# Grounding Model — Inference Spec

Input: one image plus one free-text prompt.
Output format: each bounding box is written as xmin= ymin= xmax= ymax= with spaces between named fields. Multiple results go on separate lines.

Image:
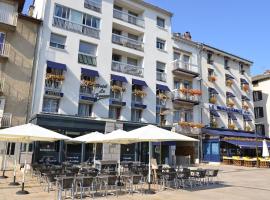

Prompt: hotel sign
xmin=209 ymin=104 xmax=252 ymax=116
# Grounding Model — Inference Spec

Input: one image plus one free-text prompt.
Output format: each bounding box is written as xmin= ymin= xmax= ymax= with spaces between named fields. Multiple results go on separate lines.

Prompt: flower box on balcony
xmin=111 ymin=85 xmax=125 ymax=92
xmin=210 ymin=121 xmax=218 ymax=128
xmin=81 ymin=80 xmax=95 ymax=87
xmin=242 ymin=84 xmax=249 ymax=92
xmin=242 ymin=104 xmax=249 ymax=110
xmin=228 ymin=124 xmax=236 ymax=130
xmin=46 ymin=74 xmax=65 ymax=81
xmin=208 ymin=76 xmax=217 ymax=82
xmin=209 ymin=97 xmax=217 ymax=104
xmin=189 ymin=89 xmax=202 ymax=96
xmin=158 ymin=93 xmax=169 ymax=100
xmin=227 ymin=100 xmax=235 ymax=107
xmin=178 ymin=121 xmax=189 ymax=127
xmin=226 ymin=79 xmax=233 ymax=87
xmin=179 ymin=88 xmax=189 ymax=94
xmin=133 ymin=89 xmax=147 ymax=97
xmin=245 ymin=126 xmax=251 ymax=132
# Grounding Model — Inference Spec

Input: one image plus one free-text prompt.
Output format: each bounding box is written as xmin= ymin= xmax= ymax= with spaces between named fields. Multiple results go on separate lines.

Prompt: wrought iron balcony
xmin=0 ymin=10 xmax=17 ymax=27
xmin=44 ymin=81 xmax=63 ymax=97
xmin=156 ymin=71 xmax=166 ymax=82
xmin=111 ymin=61 xmax=144 ymax=77
xmin=0 ymin=43 xmax=10 ymax=58
xmin=113 ymin=9 xmax=144 ymax=28
xmin=172 ymin=59 xmax=200 ymax=77
xmin=84 ymin=0 xmax=102 ymax=12
xmin=0 ymin=113 xmax=12 ymax=128
xmin=53 ymin=16 xmax=100 ymax=39
xmin=172 ymin=89 xmax=200 ymax=105
xmin=112 ymin=33 xmax=143 ymax=51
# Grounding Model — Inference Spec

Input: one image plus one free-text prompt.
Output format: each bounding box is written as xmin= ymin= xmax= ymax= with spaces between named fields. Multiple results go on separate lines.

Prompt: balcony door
xmin=0 ymin=32 xmax=5 ymax=54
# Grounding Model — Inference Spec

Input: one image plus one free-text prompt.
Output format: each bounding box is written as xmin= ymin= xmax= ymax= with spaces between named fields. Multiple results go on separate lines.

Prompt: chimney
xmin=28 ymin=5 xmax=35 ymax=17
xmin=183 ymin=31 xmax=192 ymax=40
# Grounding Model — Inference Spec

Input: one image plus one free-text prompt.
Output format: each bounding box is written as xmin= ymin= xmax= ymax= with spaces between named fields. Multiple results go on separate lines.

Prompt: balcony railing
xmin=80 ymin=86 xmax=95 ymax=97
xmin=78 ymin=53 xmax=97 ymax=66
xmin=45 ymin=80 xmax=62 ymax=93
xmin=156 ymin=98 xmax=167 ymax=108
xmin=111 ymin=60 xmax=144 ymax=77
xmin=172 ymin=59 xmax=199 ymax=75
xmin=0 ymin=43 xmax=10 ymax=58
xmin=156 ymin=71 xmax=166 ymax=82
xmin=172 ymin=89 xmax=200 ymax=103
xmin=53 ymin=16 xmax=100 ymax=39
xmin=0 ymin=10 xmax=17 ymax=26
xmin=110 ymin=91 xmax=122 ymax=102
xmin=132 ymin=95 xmax=143 ymax=104
xmin=0 ymin=113 xmax=12 ymax=128
xmin=113 ymin=9 xmax=144 ymax=27
xmin=112 ymin=33 xmax=143 ymax=51
xmin=84 ymin=0 xmax=102 ymax=12
xmin=174 ymin=124 xmax=201 ymax=135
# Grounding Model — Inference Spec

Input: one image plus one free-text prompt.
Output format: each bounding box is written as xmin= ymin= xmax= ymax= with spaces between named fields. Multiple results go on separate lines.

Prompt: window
xmin=131 ymin=109 xmax=142 ymax=122
xmin=109 ymin=106 xmax=121 ymax=120
xmin=42 ymin=98 xmax=59 ymax=113
xmin=78 ymin=41 xmax=97 ymax=66
xmin=156 ymin=38 xmax=165 ymax=50
xmin=112 ymin=54 xmax=121 ymax=62
xmin=54 ymin=4 xmax=70 ymax=19
xmin=253 ymin=81 xmax=259 ymax=87
xmin=173 ymin=80 xmax=180 ymax=89
xmin=224 ymin=58 xmax=229 ymax=69
xmin=253 ymin=91 xmax=262 ymax=102
xmin=254 ymin=107 xmax=264 ymax=119
xmin=78 ymin=103 xmax=92 ymax=117
xmin=239 ymin=63 xmax=245 ymax=74
xmin=255 ymin=124 xmax=265 ymax=136
xmin=82 ymin=14 xmax=100 ymax=29
xmin=127 ymin=57 xmax=138 ymax=66
xmin=173 ymin=52 xmax=180 ymax=60
xmin=156 ymin=17 xmax=165 ymax=28
xmin=156 ymin=61 xmax=166 ymax=73
xmin=128 ymin=33 xmax=138 ymax=41
xmin=182 ymin=55 xmax=190 ymax=63
xmin=50 ymin=33 xmax=66 ymax=49
xmin=208 ymin=68 xmax=214 ymax=77
xmin=207 ymin=53 xmax=213 ymax=64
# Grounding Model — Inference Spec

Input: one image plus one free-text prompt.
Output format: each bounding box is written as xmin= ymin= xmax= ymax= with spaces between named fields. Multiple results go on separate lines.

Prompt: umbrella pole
xmin=0 ymin=142 xmax=8 ymax=179
xmin=16 ymin=145 xmax=29 ymax=195
xmin=9 ymin=148 xmax=20 ymax=186
xmin=93 ymin=143 xmax=96 ymax=167
xmin=145 ymin=141 xmax=155 ymax=194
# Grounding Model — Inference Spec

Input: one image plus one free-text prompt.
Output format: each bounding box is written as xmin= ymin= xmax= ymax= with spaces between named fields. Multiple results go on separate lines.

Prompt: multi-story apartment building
xmin=0 ymin=0 xmax=41 ymax=166
xmin=252 ymin=71 xmax=270 ymax=138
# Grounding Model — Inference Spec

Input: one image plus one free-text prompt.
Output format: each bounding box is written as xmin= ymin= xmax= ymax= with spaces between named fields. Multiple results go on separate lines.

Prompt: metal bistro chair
xmin=77 ymin=176 xmax=96 ymax=199
xmin=104 ymin=175 xmax=120 ymax=197
xmin=56 ymin=176 xmax=75 ymax=200
xmin=177 ymin=168 xmax=193 ymax=189
xmin=126 ymin=175 xmax=144 ymax=195
xmin=193 ymin=169 xmax=207 ymax=186
xmin=206 ymin=169 xmax=219 ymax=184
xmin=163 ymin=172 xmax=177 ymax=189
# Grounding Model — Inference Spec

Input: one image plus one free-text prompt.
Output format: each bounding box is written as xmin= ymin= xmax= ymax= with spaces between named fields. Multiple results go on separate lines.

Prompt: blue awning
xmin=226 ymin=92 xmax=235 ymax=98
xmin=210 ymin=109 xmax=220 ymax=117
xmin=111 ymin=74 xmax=127 ymax=83
xmin=225 ymin=74 xmax=234 ymax=80
xmin=208 ymin=87 xmax=219 ymax=94
xmin=241 ymin=78 xmax=249 ymax=85
xmin=202 ymin=128 xmax=265 ymax=138
xmin=81 ymin=68 xmax=99 ymax=77
xmin=132 ymin=79 xmax=148 ymax=87
xmin=243 ymin=115 xmax=252 ymax=121
xmin=157 ymin=84 xmax=170 ymax=92
xmin=222 ymin=140 xmax=270 ymax=148
xmin=242 ymin=95 xmax=250 ymax=101
xmin=228 ymin=112 xmax=237 ymax=121
xmin=47 ymin=61 xmax=67 ymax=71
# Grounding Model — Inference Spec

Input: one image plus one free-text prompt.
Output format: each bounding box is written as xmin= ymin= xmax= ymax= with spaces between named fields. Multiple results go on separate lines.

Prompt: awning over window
xmin=242 ymin=95 xmax=250 ymax=101
xmin=226 ymin=92 xmax=235 ymax=98
xmin=157 ymin=84 xmax=170 ymax=92
xmin=225 ymin=74 xmax=234 ymax=80
xmin=202 ymin=128 xmax=262 ymax=138
xmin=111 ymin=74 xmax=127 ymax=83
xmin=243 ymin=114 xmax=252 ymax=121
xmin=241 ymin=78 xmax=249 ymax=85
xmin=132 ymin=79 xmax=148 ymax=87
xmin=208 ymin=87 xmax=219 ymax=94
xmin=222 ymin=140 xmax=270 ymax=148
xmin=228 ymin=112 xmax=237 ymax=121
xmin=210 ymin=109 xmax=220 ymax=117
xmin=81 ymin=68 xmax=99 ymax=77
xmin=47 ymin=61 xmax=67 ymax=71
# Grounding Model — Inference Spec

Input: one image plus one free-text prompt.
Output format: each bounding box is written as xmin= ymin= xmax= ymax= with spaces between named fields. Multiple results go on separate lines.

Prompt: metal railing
xmin=0 ymin=113 xmax=12 ymax=128
xmin=172 ymin=59 xmax=199 ymax=74
xmin=80 ymin=86 xmax=95 ymax=97
xmin=0 ymin=43 xmax=10 ymax=57
xmin=84 ymin=0 xmax=102 ymax=12
xmin=172 ymin=89 xmax=200 ymax=102
xmin=132 ymin=95 xmax=143 ymax=104
xmin=110 ymin=91 xmax=122 ymax=102
xmin=111 ymin=60 xmax=144 ymax=77
xmin=45 ymin=81 xmax=62 ymax=93
xmin=0 ymin=10 xmax=17 ymax=26
xmin=174 ymin=124 xmax=201 ymax=135
xmin=112 ymin=33 xmax=143 ymax=51
xmin=156 ymin=71 xmax=166 ymax=82
xmin=53 ymin=16 xmax=100 ymax=39
xmin=113 ymin=9 xmax=144 ymax=27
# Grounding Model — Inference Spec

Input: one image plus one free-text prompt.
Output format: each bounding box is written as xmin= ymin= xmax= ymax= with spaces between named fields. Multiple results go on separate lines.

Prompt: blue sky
xmin=23 ymin=0 xmax=270 ymax=75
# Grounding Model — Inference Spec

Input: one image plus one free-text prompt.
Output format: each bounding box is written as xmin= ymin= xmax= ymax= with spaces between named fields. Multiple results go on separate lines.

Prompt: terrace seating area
xmin=222 ymin=156 xmax=270 ymax=168
xmin=30 ymin=161 xmax=220 ymax=199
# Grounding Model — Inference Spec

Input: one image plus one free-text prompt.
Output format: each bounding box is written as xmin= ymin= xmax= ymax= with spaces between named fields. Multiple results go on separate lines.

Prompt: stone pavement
xmin=0 ymin=165 xmax=270 ymax=200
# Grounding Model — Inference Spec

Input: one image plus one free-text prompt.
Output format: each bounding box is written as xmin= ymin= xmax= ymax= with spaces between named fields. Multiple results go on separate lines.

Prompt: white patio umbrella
xmin=262 ymin=139 xmax=269 ymax=158
xmin=0 ymin=123 xmax=71 ymax=195
xmin=74 ymin=131 xmax=105 ymax=166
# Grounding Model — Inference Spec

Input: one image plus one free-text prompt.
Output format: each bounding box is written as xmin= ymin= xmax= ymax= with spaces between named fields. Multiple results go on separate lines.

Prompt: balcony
xmin=111 ymin=61 xmax=144 ymax=77
xmin=112 ymin=34 xmax=143 ymax=51
xmin=79 ymin=86 xmax=97 ymax=102
xmin=78 ymin=53 xmax=97 ymax=66
xmin=0 ymin=113 xmax=12 ymax=128
xmin=84 ymin=0 xmax=102 ymax=12
xmin=132 ymin=94 xmax=147 ymax=109
xmin=156 ymin=71 xmax=167 ymax=82
xmin=172 ymin=59 xmax=200 ymax=78
xmin=0 ymin=43 xmax=10 ymax=58
xmin=174 ymin=123 xmax=202 ymax=135
xmin=44 ymin=80 xmax=63 ymax=98
xmin=172 ymin=89 xmax=200 ymax=105
xmin=53 ymin=16 xmax=100 ymax=39
xmin=113 ymin=9 xmax=144 ymax=28
xmin=0 ymin=10 xmax=17 ymax=30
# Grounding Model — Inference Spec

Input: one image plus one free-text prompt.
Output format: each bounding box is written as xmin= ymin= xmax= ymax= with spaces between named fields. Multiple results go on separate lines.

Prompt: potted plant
xmin=158 ymin=93 xmax=169 ymax=100
xmin=82 ymin=80 xmax=96 ymax=87
xmin=228 ymin=124 xmax=236 ymax=130
xmin=242 ymin=103 xmax=249 ymax=110
xmin=179 ymin=121 xmax=189 ymax=127
xmin=245 ymin=126 xmax=251 ymax=132
xmin=179 ymin=88 xmax=189 ymax=94
xmin=208 ymin=76 xmax=217 ymax=82
xmin=242 ymin=84 xmax=249 ymax=92
xmin=227 ymin=100 xmax=235 ymax=107
xmin=211 ymin=121 xmax=218 ymax=128
xmin=133 ymin=89 xmax=147 ymax=97
xmin=226 ymin=79 xmax=233 ymax=87
xmin=209 ymin=96 xmax=217 ymax=104
xmin=46 ymin=73 xmax=65 ymax=81
xmin=111 ymin=85 xmax=125 ymax=92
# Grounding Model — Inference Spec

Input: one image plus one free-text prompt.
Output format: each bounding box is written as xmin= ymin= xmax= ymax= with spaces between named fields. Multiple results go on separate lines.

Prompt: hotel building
xmin=252 ymin=71 xmax=270 ymax=138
